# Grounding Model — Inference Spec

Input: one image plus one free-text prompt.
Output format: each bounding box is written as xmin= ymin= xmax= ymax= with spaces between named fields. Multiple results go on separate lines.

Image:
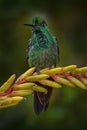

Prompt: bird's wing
xmin=26 ymin=38 xmax=32 ymax=65
xmin=53 ymin=36 xmax=60 ymax=66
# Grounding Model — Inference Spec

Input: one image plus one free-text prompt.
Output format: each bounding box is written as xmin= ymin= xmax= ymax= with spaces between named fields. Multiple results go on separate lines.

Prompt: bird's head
xmin=24 ymin=16 xmax=48 ymax=34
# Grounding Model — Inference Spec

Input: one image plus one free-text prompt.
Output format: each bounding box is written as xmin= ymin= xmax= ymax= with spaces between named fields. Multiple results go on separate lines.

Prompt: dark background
xmin=0 ymin=0 xmax=87 ymax=130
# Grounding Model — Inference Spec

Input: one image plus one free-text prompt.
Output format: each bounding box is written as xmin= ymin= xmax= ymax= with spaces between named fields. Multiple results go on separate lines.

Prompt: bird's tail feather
xmin=34 ymin=85 xmax=52 ymax=115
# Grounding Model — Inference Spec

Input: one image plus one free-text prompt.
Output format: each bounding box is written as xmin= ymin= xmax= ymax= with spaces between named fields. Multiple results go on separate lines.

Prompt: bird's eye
xmin=41 ymin=23 xmax=45 ymax=27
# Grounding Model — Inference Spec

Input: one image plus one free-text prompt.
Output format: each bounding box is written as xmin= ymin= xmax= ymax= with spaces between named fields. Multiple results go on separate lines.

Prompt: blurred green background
xmin=0 ymin=0 xmax=87 ymax=130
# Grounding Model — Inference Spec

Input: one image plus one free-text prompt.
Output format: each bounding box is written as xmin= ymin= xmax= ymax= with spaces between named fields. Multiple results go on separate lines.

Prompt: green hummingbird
xmin=24 ymin=16 xmax=60 ymax=114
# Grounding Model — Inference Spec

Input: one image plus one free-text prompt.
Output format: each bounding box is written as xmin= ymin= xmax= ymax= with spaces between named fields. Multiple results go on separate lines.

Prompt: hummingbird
xmin=24 ymin=16 xmax=60 ymax=114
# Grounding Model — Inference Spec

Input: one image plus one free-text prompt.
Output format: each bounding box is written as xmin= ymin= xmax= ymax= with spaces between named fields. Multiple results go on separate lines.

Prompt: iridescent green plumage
xmin=25 ymin=16 xmax=59 ymax=114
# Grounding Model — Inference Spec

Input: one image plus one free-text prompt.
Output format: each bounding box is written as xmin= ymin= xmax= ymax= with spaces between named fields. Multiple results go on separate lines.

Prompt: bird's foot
xmin=36 ymin=67 xmax=41 ymax=74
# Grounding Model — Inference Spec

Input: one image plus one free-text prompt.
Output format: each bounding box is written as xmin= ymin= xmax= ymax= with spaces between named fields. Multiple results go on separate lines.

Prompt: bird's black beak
xmin=24 ymin=24 xmax=35 ymax=28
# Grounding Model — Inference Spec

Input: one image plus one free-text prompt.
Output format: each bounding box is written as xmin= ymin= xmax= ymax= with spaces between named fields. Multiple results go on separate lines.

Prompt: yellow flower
xmin=0 ymin=65 xmax=87 ymax=108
